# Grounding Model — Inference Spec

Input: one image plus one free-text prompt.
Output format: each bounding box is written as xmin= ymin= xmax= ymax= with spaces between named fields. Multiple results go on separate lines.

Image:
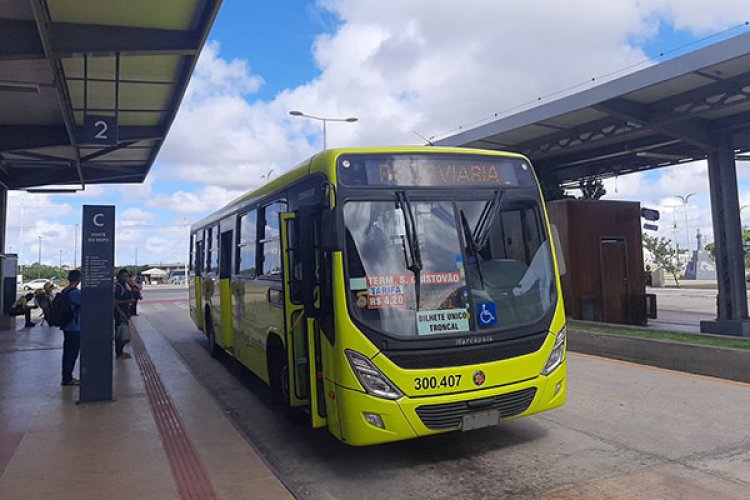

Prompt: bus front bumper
xmin=335 ymin=360 xmax=566 ymax=446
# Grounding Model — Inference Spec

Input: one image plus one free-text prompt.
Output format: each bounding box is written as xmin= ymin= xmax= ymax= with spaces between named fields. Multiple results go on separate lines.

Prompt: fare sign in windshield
xmin=338 ymin=154 xmax=536 ymax=188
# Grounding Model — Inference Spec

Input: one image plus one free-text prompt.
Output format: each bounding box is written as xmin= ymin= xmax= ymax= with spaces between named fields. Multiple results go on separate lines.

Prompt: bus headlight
xmin=345 ymin=350 xmax=404 ymax=400
xmin=541 ymin=326 xmax=566 ymax=376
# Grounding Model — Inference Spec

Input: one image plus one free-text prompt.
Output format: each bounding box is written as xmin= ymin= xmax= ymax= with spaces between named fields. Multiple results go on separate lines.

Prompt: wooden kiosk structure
xmin=547 ymin=199 xmax=647 ymax=326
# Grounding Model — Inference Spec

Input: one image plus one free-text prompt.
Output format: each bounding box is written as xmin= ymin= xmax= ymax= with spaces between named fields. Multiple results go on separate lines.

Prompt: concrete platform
xmin=0 ymin=312 xmax=291 ymax=499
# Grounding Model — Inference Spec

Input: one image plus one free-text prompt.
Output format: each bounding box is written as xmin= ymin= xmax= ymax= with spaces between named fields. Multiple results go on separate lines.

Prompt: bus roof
xmin=190 ymin=146 xmax=528 ymax=230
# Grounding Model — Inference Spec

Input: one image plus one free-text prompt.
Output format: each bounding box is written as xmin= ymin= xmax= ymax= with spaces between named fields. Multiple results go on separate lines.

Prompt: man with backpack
xmin=59 ymin=270 xmax=82 ymax=386
xmin=114 ymin=268 xmax=135 ymax=359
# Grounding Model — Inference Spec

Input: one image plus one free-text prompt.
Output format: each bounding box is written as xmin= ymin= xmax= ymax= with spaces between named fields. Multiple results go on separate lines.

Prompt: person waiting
xmin=34 ymin=282 xmax=54 ymax=324
xmin=11 ymin=293 xmax=37 ymax=328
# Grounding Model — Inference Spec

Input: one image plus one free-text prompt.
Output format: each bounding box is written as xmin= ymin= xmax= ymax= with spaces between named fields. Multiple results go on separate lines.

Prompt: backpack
xmin=47 ymin=288 xmax=76 ymax=327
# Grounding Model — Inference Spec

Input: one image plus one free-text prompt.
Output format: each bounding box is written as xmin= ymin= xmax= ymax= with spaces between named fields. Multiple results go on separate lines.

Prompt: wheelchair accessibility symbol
xmin=477 ymin=302 xmax=497 ymax=327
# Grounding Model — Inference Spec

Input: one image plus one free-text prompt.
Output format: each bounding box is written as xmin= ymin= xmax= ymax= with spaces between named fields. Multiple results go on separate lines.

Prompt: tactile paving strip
xmin=130 ymin=324 xmax=217 ymax=500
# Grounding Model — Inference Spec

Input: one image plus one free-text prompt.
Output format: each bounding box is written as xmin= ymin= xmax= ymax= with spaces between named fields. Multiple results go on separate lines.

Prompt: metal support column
xmin=0 ymin=186 xmax=13 ymax=330
xmin=701 ymin=133 xmax=750 ymax=336
xmin=0 ymin=186 xmax=6 ymax=254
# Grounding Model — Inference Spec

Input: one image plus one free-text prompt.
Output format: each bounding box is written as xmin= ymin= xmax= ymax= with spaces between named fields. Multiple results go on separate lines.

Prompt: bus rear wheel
xmin=204 ymin=310 xmax=222 ymax=358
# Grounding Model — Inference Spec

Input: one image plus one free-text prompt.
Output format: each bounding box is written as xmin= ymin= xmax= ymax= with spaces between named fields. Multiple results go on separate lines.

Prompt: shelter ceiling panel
xmin=489 ymin=124 xmax=566 ymax=145
xmin=540 ymin=108 xmax=609 ymax=128
xmin=0 ymin=88 xmax=61 ymax=125
xmin=68 ymin=81 xmax=173 ymax=115
xmin=59 ymin=55 xmax=182 ymax=83
xmin=67 ymin=80 xmax=116 ymax=112
xmin=116 ymin=112 xmax=165 ymax=127
xmin=82 ymin=147 xmax=151 ymax=161
xmin=623 ymin=73 xmax=717 ymax=104
xmin=72 ymin=111 xmax=165 ymax=127
xmin=48 ymin=0 xmax=200 ymax=30
xmin=0 ymin=0 xmax=33 ymax=20
xmin=62 ymin=55 xmax=116 ymax=80
xmin=704 ymin=54 xmax=750 ymax=79
xmin=700 ymin=100 xmax=750 ymax=120
xmin=119 ymin=83 xmax=174 ymax=109
xmin=0 ymin=59 xmax=53 ymax=83
xmin=6 ymin=145 xmax=77 ymax=160
xmin=63 ymin=55 xmax=180 ymax=83
xmin=119 ymin=55 xmax=182 ymax=82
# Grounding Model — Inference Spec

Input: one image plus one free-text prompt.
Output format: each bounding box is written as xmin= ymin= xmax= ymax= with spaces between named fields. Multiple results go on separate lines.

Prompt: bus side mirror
xmin=550 ymin=224 xmax=566 ymax=276
xmin=320 ymin=209 xmax=339 ymax=251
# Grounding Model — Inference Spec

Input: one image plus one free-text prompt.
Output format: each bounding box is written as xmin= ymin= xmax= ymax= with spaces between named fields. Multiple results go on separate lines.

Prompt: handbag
xmin=116 ymin=321 xmax=132 ymax=344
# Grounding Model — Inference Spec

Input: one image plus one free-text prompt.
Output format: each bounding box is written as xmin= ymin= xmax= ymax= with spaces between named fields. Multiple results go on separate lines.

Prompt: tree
xmin=21 ymin=263 xmax=67 ymax=282
xmin=643 ymin=234 xmax=684 ymax=287
xmin=578 ymin=178 xmax=606 ymax=200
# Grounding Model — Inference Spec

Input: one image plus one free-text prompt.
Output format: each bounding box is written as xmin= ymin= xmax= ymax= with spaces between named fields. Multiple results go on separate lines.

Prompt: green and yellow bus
xmin=189 ymin=146 xmax=566 ymax=446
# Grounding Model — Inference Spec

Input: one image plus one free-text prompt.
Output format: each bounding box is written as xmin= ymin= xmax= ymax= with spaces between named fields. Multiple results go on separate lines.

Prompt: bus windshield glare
xmin=343 ymin=194 xmax=556 ymax=338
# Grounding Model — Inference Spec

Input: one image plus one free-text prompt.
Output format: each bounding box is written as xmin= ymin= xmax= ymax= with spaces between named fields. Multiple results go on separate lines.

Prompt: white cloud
xmin=145 ymin=185 xmax=245 ymax=215
xmin=120 ymin=207 xmax=156 ymax=227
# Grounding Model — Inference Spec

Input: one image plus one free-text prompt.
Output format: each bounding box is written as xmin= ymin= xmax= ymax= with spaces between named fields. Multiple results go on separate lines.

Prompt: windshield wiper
xmin=460 ymin=210 xmax=485 ymax=288
xmin=396 ymin=191 xmax=423 ymax=309
xmin=474 ymin=190 xmax=505 ymax=252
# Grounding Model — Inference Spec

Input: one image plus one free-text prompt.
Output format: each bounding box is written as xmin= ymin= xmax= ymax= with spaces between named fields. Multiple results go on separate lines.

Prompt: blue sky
xmin=6 ymin=1 xmax=750 ymax=267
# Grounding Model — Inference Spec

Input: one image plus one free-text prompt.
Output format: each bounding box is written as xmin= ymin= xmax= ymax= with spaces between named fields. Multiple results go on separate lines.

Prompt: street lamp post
xmin=261 ymin=169 xmax=274 ymax=182
xmin=666 ymin=205 xmax=680 ymax=262
xmin=676 ymin=193 xmax=696 ymax=255
xmin=37 ymin=235 xmax=42 ymax=277
xmin=73 ymin=223 xmax=78 ymax=269
xmin=289 ymin=110 xmax=358 ymax=150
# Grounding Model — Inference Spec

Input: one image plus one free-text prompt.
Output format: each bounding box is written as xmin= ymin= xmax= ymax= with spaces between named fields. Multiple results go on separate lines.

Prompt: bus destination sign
xmin=338 ymin=154 xmax=536 ymax=188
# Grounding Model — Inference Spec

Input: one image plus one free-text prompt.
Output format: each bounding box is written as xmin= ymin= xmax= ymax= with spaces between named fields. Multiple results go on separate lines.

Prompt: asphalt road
xmin=141 ymin=288 xmax=750 ymax=499
xmin=647 ymin=287 xmax=737 ymax=333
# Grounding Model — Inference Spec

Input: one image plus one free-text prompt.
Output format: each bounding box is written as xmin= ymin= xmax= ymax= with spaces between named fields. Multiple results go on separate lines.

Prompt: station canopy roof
xmin=0 ymin=0 xmax=222 ymax=190
xmin=436 ymin=31 xmax=750 ymax=186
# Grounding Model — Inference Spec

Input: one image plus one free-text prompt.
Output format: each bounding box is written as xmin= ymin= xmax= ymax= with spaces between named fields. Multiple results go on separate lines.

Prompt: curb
xmin=568 ymin=329 xmax=750 ymax=384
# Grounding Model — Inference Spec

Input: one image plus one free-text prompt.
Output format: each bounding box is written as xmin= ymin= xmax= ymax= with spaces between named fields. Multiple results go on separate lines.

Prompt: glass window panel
xmin=237 ymin=210 xmax=257 ymax=277
xmin=260 ymin=202 xmax=287 ymax=278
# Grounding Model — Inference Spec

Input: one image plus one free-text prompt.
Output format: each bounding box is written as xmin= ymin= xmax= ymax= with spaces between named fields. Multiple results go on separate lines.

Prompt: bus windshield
xmin=343 ymin=194 xmax=555 ymax=338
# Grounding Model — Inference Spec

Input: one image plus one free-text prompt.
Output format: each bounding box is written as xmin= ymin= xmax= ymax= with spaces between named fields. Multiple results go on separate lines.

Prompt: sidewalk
xmin=0 ymin=313 xmax=292 ymax=499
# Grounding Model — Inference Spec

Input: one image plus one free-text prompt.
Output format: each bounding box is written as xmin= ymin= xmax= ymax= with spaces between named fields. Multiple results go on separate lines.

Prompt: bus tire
xmin=204 ymin=309 xmax=222 ymax=358
xmin=268 ymin=336 xmax=308 ymax=424
xmin=268 ymin=336 xmax=288 ymax=404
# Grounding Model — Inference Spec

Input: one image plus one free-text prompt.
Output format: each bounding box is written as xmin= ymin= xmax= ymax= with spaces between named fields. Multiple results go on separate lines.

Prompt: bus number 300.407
xmin=414 ymin=374 xmax=462 ymax=391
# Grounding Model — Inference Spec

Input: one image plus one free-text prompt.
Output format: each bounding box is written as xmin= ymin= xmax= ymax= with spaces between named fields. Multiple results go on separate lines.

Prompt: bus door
xmin=280 ymin=211 xmax=326 ymax=427
xmin=218 ymin=230 xmax=234 ymax=350
xmin=192 ymin=235 xmax=204 ymax=329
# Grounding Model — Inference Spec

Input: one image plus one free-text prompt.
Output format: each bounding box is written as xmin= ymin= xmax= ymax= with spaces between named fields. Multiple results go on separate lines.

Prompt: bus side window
xmin=211 ymin=225 xmax=220 ymax=271
xmin=204 ymin=227 xmax=212 ymax=273
xmin=259 ymin=202 xmax=287 ymax=279
xmin=237 ymin=209 xmax=257 ymax=278
xmin=195 ymin=238 xmax=204 ymax=276
xmin=189 ymin=233 xmax=195 ymax=273
xmin=219 ymin=231 xmax=233 ymax=279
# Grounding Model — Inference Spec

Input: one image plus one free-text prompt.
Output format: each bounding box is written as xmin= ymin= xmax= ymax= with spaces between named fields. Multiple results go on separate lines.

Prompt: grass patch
xmin=568 ymin=321 xmax=750 ymax=350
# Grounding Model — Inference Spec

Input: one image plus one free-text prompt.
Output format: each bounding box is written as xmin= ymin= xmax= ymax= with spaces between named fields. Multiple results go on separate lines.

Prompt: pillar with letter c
xmin=79 ymin=205 xmax=115 ymax=403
